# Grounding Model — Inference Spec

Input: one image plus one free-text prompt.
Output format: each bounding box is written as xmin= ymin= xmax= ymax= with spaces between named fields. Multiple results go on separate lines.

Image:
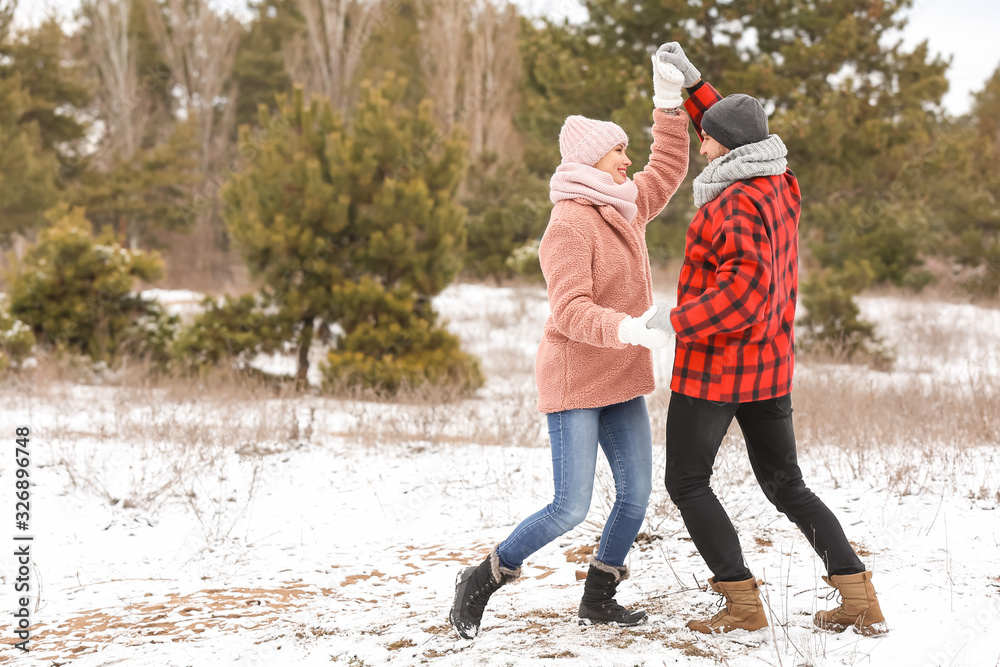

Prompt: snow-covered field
xmin=1 ymin=284 xmax=999 ymax=666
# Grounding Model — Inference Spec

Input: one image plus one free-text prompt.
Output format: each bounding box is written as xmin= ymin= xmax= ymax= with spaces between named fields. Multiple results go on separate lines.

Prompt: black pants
xmin=664 ymin=392 xmax=865 ymax=582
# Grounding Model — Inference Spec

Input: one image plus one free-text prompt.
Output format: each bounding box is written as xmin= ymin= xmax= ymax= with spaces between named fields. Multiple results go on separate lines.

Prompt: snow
xmin=139 ymin=289 xmax=207 ymax=320
xmin=2 ymin=283 xmax=999 ymax=666
xmin=857 ymin=294 xmax=1000 ymax=385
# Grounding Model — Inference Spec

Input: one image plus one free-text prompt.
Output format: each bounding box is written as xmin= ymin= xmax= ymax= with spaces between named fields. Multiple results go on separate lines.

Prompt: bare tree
xmin=414 ymin=0 xmax=519 ymax=159
xmin=143 ymin=0 xmax=242 ymax=172
xmin=88 ymin=0 xmax=145 ymax=162
xmin=0 ymin=0 xmax=15 ymax=44
xmin=284 ymin=0 xmax=379 ymax=118
xmin=464 ymin=0 xmax=519 ymax=159
xmin=417 ymin=0 xmax=469 ymax=130
xmin=143 ymin=0 xmax=243 ymax=285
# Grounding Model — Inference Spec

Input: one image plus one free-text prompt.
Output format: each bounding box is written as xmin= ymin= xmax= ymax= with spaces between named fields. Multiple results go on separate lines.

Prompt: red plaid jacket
xmin=669 ymin=81 xmax=801 ymax=403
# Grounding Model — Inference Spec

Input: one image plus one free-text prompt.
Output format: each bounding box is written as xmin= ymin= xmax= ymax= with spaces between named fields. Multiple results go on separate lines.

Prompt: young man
xmin=648 ymin=42 xmax=887 ymax=637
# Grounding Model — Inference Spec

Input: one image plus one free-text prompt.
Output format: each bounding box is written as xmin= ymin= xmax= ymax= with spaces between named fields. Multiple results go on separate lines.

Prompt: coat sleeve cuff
xmin=685 ymin=80 xmax=707 ymax=95
xmin=608 ymin=312 xmax=631 ymax=349
xmin=668 ymin=307 xmax=685 ymax=340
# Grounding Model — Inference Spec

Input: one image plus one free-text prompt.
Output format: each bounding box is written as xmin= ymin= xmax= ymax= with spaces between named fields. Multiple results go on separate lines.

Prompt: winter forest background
xmin=0 ymin=0 xmax=999 ymax=665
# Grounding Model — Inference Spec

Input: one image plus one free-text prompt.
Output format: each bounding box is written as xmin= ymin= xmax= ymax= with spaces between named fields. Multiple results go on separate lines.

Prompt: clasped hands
xmin=651 ymin=41 xmax=700 ymax=110
xmin=618 ymin=304 xmax=675 ymax=349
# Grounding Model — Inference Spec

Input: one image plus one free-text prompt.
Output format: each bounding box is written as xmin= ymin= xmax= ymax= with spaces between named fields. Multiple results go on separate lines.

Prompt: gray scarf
xmin=693 ymin=134 xmax=788 ymax=208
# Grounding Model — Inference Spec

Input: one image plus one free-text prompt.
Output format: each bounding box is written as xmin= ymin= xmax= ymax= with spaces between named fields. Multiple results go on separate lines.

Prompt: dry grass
xmin=790 ymin=367 xmax=999 ymax=496
xmin=795 ymin=368 xmax=999 ymax=449
xmin=632 ymin=363 xmax=1000 ymax=539
xmin=335 ymin=388 xmax=544 ymax=449
xmin=386 ymin=638 xmax=415 ymax=650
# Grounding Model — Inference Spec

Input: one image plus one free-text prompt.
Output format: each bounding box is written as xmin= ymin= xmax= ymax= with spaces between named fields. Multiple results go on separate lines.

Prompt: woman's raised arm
xmin=632 ymin=55 xmax=691 ymax=226
xmin=632 ymin=109 xmax=690 ymax=227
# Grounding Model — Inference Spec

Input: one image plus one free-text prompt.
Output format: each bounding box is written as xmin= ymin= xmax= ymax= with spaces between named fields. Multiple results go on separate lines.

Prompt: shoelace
xmin=468 ymin=578 xmax=501 ymax=615
xmin=599 ymin=597 xmax=627 ymax=613
xmin=467 ymin=594 xmax=486 ymax=616
xmin=704 ymin=590 xmax=729 ymax=623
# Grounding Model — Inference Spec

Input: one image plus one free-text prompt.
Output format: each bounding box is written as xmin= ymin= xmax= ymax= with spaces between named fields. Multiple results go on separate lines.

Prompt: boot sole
xmin=688 ymin=623 xmax=769 ymax=634
xmin=578 ymin=614 xmax=649 ymax=628
xmin=449 ymin=567 xmax=480 ymax=640
xmin=814 ymin=619 xmax=888 ymax=637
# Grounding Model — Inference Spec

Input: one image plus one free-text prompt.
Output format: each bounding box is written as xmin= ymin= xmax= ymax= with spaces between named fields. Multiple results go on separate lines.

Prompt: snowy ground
xmin=1 ymin=283 xmax=999 ymax=666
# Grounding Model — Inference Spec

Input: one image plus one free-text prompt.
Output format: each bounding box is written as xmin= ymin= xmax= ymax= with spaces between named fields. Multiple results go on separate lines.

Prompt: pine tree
xmin=5 ymin=204 xmax=174 ymax=365
xmin=0 ymin=3 xmax=59 ymax=241
xmin=231 ymin=0 xmax=298 ymax=128
xmin=354 ymin=0 xmax=426 ymax=110
xmin=462 ymin=150 xmax=550 ymax=283
xmin=972 ymin=66 xmax=1000 ymax=291
xmin=0 ymin=295 xmax=35 ymax=374
xmin=172 ymin=293 xmax=292 ymax=375
xmin=0 ymin=73 xmax=58 ymax=243
xmin=912 ymin=64 xmax=1000 ymax=299
xmin=74 ymin=119 xmax=201 ymax=247
xmin=223 ymin=74 xmax=482 ymax=392
xmin=3 ymin=18 xmax=92 ymax=158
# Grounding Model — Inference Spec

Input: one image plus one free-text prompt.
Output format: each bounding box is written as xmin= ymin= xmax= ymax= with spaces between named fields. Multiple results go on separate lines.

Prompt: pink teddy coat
xmin=536 ymin=108 xmax=690 ymax=413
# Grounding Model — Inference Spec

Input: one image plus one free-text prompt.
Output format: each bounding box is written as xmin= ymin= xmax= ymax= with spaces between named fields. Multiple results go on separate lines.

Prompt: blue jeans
xmin=496 ymin=396 xmax=653 ymax=569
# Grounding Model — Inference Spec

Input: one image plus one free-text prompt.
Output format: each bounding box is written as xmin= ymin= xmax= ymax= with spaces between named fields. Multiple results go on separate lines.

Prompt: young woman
xmin=449 ymin=55 xmax=691 ymax=639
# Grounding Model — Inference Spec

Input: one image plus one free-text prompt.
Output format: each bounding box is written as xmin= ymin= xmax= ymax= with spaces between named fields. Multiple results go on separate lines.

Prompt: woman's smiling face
xmin=593 ymin=143 xmax=632 ymax=184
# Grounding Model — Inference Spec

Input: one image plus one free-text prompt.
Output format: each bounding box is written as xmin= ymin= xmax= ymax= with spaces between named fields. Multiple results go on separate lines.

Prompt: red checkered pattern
xmin=669 ymin=81 xmax=801 ymax=402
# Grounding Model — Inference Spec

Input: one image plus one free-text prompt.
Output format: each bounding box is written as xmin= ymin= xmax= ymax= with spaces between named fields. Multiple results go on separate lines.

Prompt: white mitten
xmin=618 ymin=305 xmax=673 ymax=349
xmin=652 ymin=57 xmax=685 ymax=110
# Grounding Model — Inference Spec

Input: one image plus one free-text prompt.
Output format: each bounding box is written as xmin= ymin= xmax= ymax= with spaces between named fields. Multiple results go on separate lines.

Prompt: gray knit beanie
xmin=701 ymin=94 xmax=768 ymax=150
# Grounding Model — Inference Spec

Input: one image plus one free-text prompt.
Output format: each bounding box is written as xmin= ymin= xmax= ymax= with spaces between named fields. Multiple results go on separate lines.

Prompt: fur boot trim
xmin=588 ymin=554 xmax=629 ymax=583
xmin=489 ymin=546 xmax=521 ymax=584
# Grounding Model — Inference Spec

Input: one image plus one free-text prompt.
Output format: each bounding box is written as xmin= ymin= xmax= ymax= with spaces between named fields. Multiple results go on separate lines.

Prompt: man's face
xmin=700 ymin=133 xmax=731 ymax=162
xmin=593 ymin=143 xmax=632 ymax=184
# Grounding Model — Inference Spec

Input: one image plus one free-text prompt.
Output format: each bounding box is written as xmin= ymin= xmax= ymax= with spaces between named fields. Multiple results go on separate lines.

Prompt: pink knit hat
xmin=558 ymin=115 xmax=629 ymax=166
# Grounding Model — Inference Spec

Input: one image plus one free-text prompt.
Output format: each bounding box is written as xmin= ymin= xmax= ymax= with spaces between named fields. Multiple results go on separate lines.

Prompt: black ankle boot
xmin=450 ymin=547 xmax=521 ymax=639
xmin=578 ymin=557 xmax=648 ymax=627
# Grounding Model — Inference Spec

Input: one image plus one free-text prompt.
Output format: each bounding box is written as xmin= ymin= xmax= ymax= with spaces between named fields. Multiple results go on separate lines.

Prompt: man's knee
xmin=665 ymin=471 xmax=709 ymax=507
xmin=764 ymin=478 xmax=814 ymax=514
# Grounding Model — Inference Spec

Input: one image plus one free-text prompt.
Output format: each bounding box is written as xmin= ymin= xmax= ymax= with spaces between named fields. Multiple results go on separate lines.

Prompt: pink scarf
xmin=549 ymin=162 xmax=639 ymax=223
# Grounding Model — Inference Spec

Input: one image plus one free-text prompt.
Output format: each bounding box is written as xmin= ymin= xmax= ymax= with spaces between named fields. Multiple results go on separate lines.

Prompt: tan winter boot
xmin=814 ymin=571 xmax=887 ymax=636
xmin=687 ymin=577 xmax=768 ymax=634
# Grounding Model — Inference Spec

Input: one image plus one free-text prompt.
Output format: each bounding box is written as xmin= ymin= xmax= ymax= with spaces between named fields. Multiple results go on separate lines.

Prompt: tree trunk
xmin=90 ymin=0 xmax=144 ymax=163
xmin=465 ymin=2 xmax=520 ymax=160
xmin=297 ymin=315 xmax=315 ymax=385
xmin=117 ymin=212 xmax=128 ymax=245
xmin=418 ymin=0 xmax=469 ymax=129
